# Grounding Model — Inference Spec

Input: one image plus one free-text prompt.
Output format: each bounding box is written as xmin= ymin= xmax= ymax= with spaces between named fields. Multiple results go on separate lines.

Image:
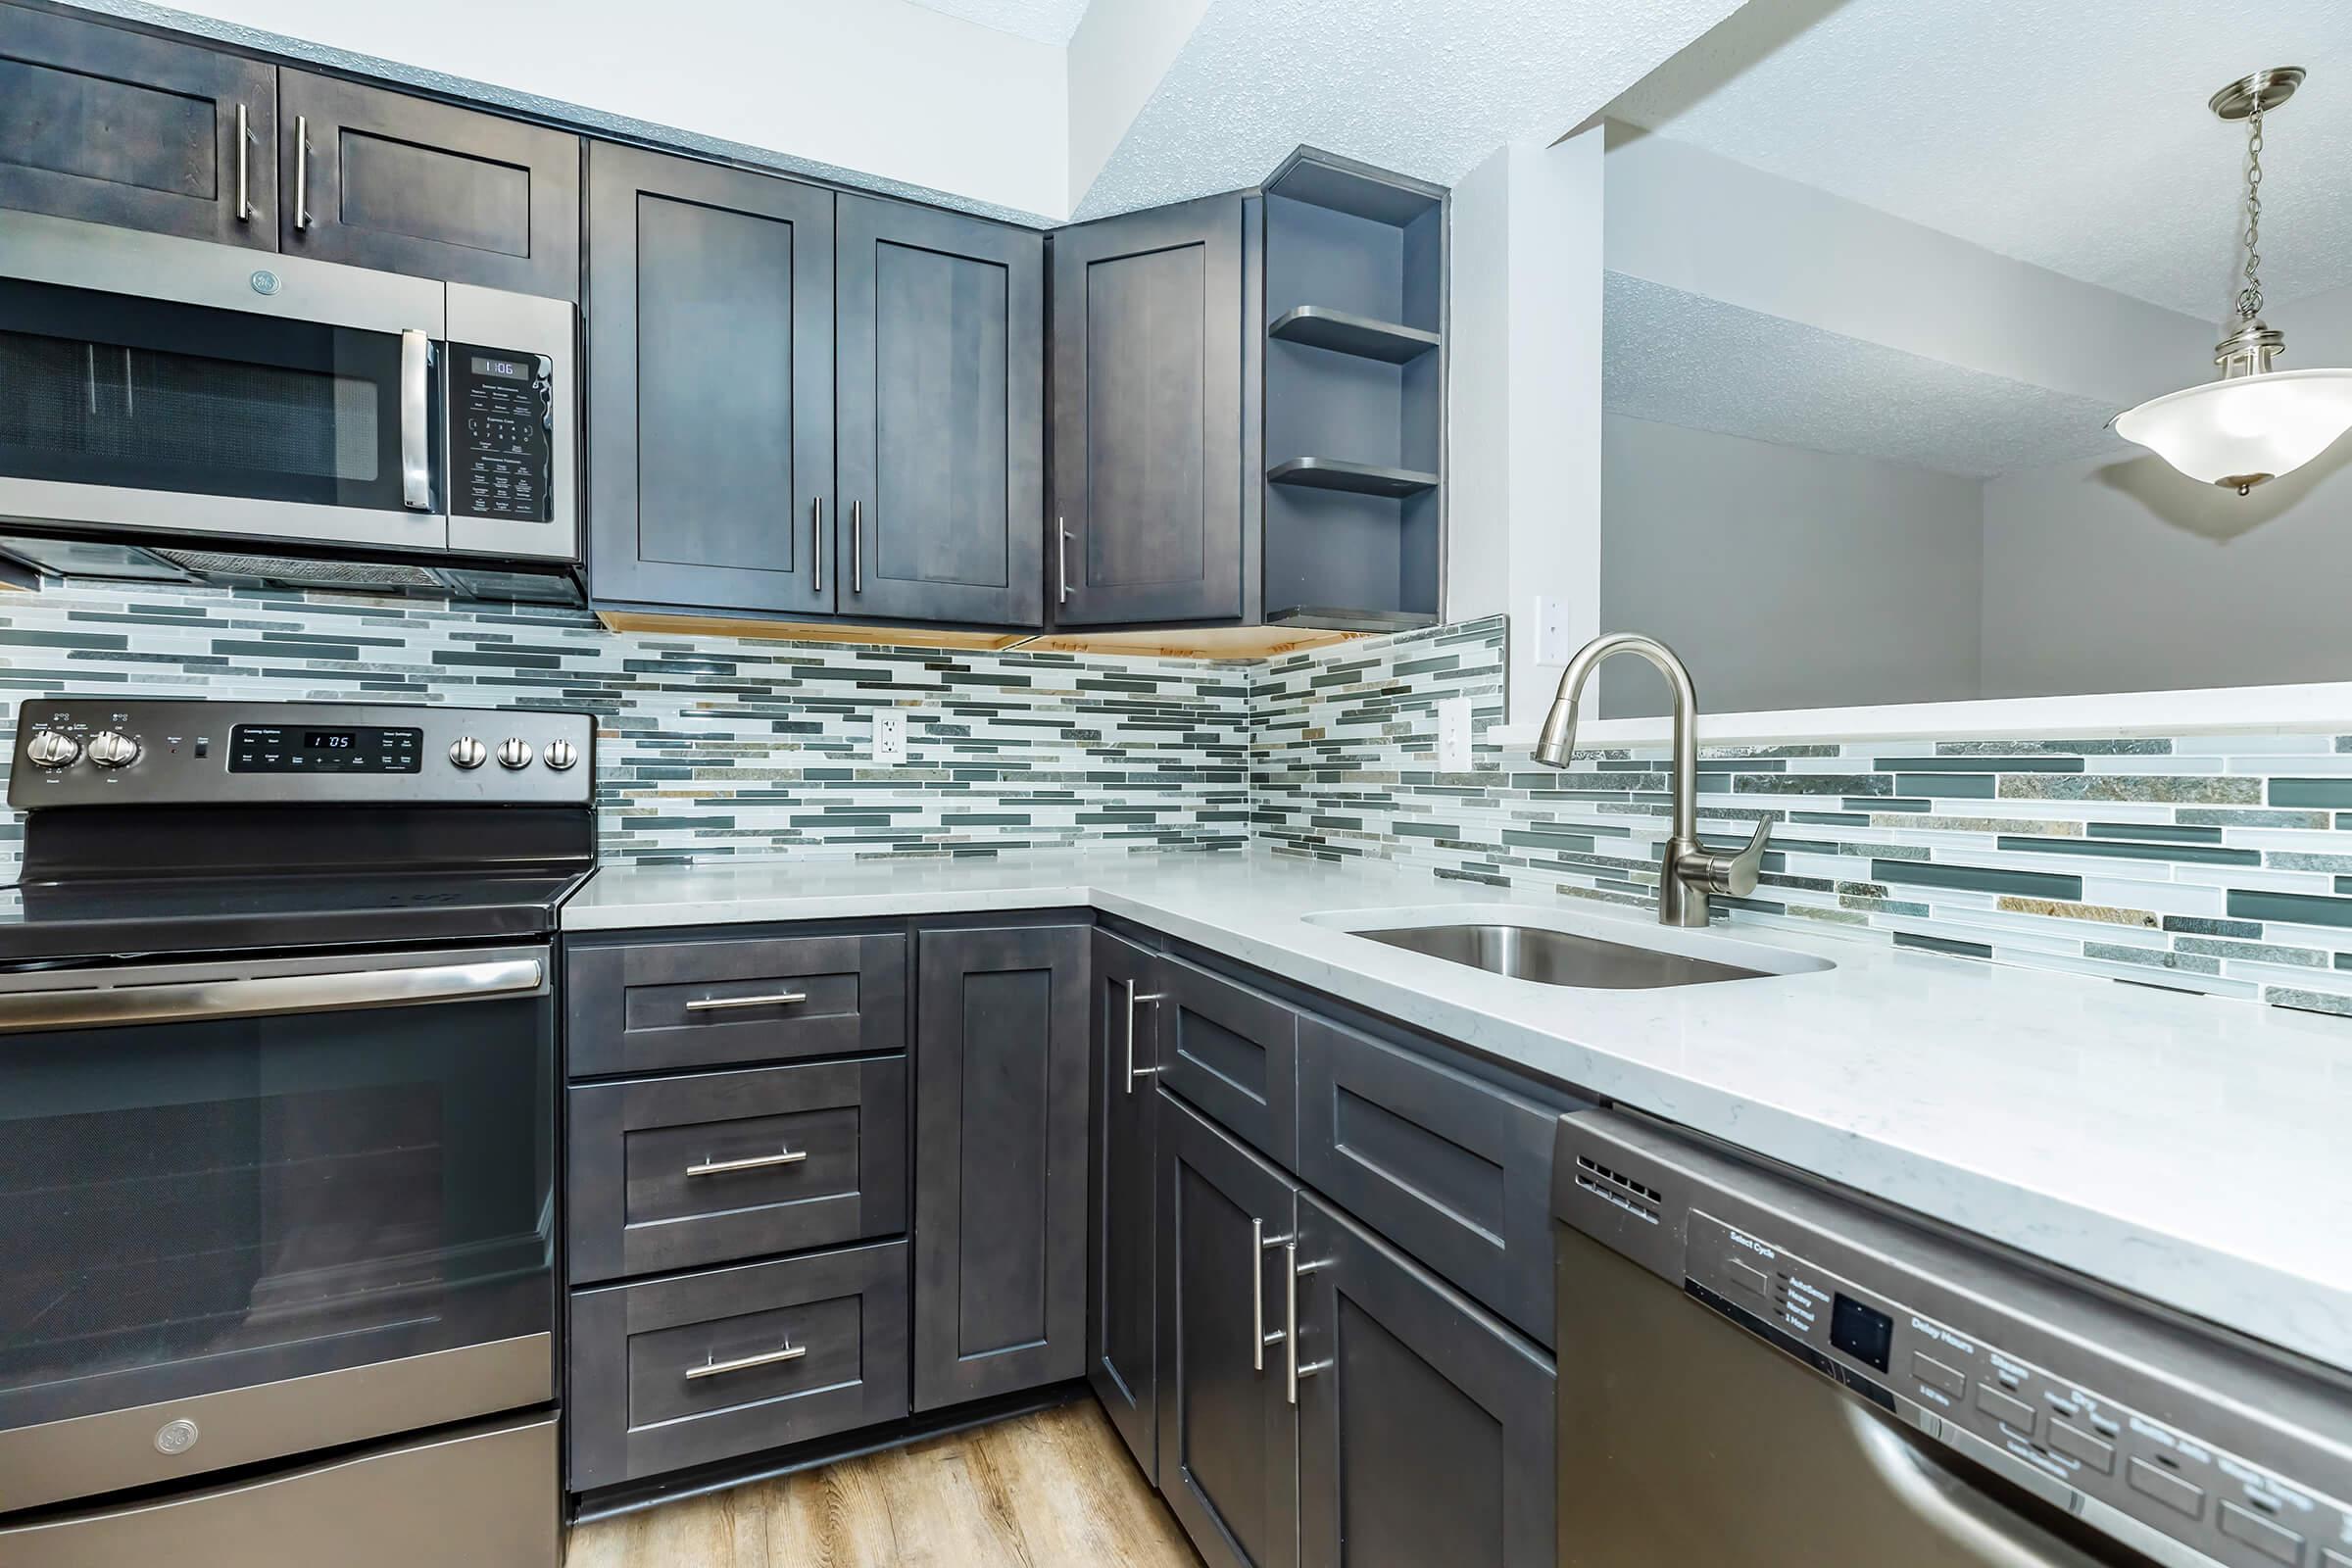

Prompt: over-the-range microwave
xmin=0 ymin=210 xmax=579 ymax=602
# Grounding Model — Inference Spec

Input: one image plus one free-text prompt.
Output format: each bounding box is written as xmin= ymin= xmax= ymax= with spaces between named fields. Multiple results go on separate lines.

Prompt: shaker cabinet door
xmin=837 ymin=195 xmax=1044 ymax=627
xmin=910 ymin=923 xmax=1091 ymax=1410
xmin=1049 ymin=193 xmax=1248 ymax=625
xmin=586 ymin=143 xmax=833 ymax=614
xmin=0 ymin=2 xmax=276 ymax=247
xmin=1089 ymin=928 xmax=1162 ymax=1479
xmin=278 ymin=71 xmax=579 ymax=297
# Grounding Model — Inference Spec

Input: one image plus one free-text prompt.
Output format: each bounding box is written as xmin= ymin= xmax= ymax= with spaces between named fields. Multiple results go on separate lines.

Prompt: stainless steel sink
xmin=1353 ymin=922 xmax=1767 ymax=990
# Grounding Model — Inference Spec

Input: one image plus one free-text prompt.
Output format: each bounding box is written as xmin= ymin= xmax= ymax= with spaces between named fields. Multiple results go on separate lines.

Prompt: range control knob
xmin=86 ymin=731 xmax=140 ymax=769
xmin=496 ymin=738 xmax=533 ymax=770
xmin=24 ymin=731 xmax=81 ymax=769
xmin=448 ymin=736 xmax=487 ymax=770
xmin=542 ymin=739 xmax=578 ymax=772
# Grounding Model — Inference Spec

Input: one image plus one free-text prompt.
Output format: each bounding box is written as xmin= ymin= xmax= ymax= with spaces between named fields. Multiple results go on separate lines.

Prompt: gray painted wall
xmin=1598 ymin=414 xmax=1984 ymax=718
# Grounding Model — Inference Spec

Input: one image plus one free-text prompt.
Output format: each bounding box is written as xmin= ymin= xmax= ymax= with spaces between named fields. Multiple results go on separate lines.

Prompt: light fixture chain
xmin=2239 ymin=101 xmax=2266 ymax=319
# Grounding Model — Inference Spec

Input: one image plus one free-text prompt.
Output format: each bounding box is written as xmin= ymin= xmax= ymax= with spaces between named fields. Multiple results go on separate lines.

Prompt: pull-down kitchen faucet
xmin=1531 ymin=632 xmax=1771 ymax=927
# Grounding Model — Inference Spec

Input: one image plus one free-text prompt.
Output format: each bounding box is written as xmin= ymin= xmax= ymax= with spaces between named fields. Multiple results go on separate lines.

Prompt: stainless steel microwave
xmin=0 ymin=210 xmax=576 ymax=577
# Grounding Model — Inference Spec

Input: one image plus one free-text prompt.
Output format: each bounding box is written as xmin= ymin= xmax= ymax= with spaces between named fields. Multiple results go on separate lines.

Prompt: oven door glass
xmin=0 ymin=955 xmax=553 ymax=1437
xmin=0 ymin=276 xmax=431 ymax=513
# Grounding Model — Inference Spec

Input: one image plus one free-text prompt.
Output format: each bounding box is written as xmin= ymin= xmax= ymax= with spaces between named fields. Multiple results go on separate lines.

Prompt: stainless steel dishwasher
xmin=1552 ymin=1108 xmax=2352 ymax=1567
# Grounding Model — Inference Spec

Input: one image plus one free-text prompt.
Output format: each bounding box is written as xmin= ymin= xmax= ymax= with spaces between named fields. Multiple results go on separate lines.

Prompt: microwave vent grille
xmin=150 ymin=549 xmax=446 ymax=589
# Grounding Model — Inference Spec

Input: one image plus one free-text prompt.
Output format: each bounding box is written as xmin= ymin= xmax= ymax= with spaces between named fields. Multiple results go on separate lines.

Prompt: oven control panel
xmin=450 ymin=343 xmax=554 ymax=524
xmin=1682 ymin=1210 xmax=2352 ymax=1568
xmin=10 ymin=700 xmax=592 ymax=808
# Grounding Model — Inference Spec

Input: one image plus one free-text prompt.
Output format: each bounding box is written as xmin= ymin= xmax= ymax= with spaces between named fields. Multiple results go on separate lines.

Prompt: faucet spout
xmin=1529 ymin=632 xmax=1767 ymax=927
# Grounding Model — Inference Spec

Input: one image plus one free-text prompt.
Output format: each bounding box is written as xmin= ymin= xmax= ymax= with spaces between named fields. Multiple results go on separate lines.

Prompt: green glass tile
xmin=1872 ymin=859 xmax=2082 ymax=900
xmin=1793 ymin=811 xmax=1869 ymax=825
xmin=1895 ymin=932 xmax=1994 ymax=959
xmin=2228 ymin=890 xmax=2352 ymax=929
xmin=1873 ymin=756 xmax=2084 ymax=772
xmin=2264 ymin=987 xmax=2352 ymax=1017
xmin=1896 ymin=774 xmax=1998 ymax=799
xmin=1866 ymin=798 xmax=1934 ymax=812
xmin=1994 ymin=835 xmax=2260 ymax=867
xmin=2089 ymin=822 xmax=2226 ymax=844
xmin=2271 ymin=778 xmax=2352 ymax=808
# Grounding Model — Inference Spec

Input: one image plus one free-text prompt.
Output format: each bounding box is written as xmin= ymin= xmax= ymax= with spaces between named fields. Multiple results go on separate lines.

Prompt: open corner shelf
xmin=1266 ymin=606 xmax=1440 ymax=633
xmin=1266 ymin=458 xmax=1439 ymax=499
xmin=1268 ymin=306 xmax=1439 ymax=365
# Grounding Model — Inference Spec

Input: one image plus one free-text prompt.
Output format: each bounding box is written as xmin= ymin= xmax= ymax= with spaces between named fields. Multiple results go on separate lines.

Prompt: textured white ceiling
xmin=1073 ymin=0 xmax=1745 ymax=220
xmin=903 ymin=0 xmax=1091 ymax=45
xmin=1608 ymin=0 xmax=2352 ymax=318
xmin=1604 ymin=273 xmax=2131 ymax=479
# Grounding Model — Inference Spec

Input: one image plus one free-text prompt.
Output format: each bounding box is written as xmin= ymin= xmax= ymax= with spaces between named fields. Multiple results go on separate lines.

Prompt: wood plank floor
xmin=566 ymin=1399 xmax=1200 ymax=1567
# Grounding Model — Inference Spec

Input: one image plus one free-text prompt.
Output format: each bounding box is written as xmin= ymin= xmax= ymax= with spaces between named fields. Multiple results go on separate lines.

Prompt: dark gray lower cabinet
xmin=0 ymin=2 xmax=275 ymax=247
xmin=1295 ymin=1195 xmax=1555 ymax=1567
xmin=911 ymin=924 xmax=1090 ymax=1410
xmin=1158 ymin=1094 xmax=1300 ymax=1568
xmin=1088 ymin=929 xmax=1161 ymax=1479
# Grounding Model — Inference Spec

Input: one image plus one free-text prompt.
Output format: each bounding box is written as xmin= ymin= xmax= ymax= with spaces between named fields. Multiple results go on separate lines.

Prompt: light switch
xmin=1437 ymin=697 xmax=1472 ymax=771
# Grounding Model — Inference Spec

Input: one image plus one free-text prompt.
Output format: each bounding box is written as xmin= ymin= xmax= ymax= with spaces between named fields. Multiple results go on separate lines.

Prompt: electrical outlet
xmin=1437 ymin=696 xmax=1472 ymax=772
xmin=1533 ymin=596 xmax=1574 ymax=665
xmin=872 ymin=710 xmax=906 ymax=764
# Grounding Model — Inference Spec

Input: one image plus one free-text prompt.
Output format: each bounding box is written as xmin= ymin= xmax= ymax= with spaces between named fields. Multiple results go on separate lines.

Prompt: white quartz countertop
xmin=565 ymin=849 xmax=2352 ymax=1372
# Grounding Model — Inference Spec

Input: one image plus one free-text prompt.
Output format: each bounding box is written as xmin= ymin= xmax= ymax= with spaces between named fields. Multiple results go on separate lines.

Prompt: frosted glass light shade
xmin=2115 ymin=368 xmax=2352 ymax=489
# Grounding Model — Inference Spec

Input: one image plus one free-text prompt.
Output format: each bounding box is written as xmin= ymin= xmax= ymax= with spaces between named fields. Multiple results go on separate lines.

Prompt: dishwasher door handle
xmin=1843 ymin=1405 xmax=2114 ymax=1568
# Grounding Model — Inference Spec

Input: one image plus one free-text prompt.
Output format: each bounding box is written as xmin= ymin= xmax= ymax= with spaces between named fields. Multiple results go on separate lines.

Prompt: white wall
xmin=1065 ymin=0 xmax=1210 ymax=216
xmin=1599 ymin=416 xmax=1984 ymax=717
xmin=116 ymin=0 xmax=1068 ymax=220
xmin=1446 ymin=130 xmax=1607 ymax=723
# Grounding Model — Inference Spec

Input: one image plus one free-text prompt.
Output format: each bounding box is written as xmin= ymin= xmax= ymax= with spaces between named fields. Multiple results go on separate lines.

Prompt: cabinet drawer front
xmin=567 ymin=1241 xmax=909 ymax=1492
xmin=567 ymin=1057 xmax=908 ymax=1283
xmin=565 ymin=933 xmax=905 ymax=1076
xmin=1155 ymin=955 xmax=1298 ymax=1166
xmin=1296 ymin=1017 xmax=1556 ymax=1347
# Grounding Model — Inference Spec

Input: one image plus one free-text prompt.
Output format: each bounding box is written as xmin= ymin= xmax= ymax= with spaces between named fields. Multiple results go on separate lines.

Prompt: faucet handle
xmin=1686 ymin=819 xmax=1773 ymax=898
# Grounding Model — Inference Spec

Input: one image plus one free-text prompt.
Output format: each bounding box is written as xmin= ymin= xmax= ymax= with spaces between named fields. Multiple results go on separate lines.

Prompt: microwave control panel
xmin=451 ymin=344 xmax=554 ymax=524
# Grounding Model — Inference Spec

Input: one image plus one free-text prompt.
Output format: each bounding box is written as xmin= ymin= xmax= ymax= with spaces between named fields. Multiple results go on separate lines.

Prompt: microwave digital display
xmin=451 ymin=342 xmax=553 ymax=524
xmin=470 ymin=355 xmax=529 ymax=381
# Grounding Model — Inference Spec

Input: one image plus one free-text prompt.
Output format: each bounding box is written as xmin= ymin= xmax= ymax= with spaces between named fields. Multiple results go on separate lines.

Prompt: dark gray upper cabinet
xmin=1088 ymin=929 xmax=1161 ymax=1481
xmin=0 ymin=3 xmax=275 ymax=247
xmin=587 ymin=143 xmax=833 ymax=614
xmin=1295 ymin=1195 xmax=1555 ymax=1568
xmin=1050 ymin=193 xmax=1250 ymax=626
xmin=277 ymin=71 xmax=579 ymax=298
xmin=911 ymin=923 xmax=1091 ymax=1411
xmin=837 ymin=195 xmax=1044 ymax=627
xmin=1157 ymin=1094 xmax=1300 ymax=1568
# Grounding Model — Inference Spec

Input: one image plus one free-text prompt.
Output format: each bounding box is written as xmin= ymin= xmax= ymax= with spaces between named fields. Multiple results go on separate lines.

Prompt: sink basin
xmin=1354 ymin=922 xmax=1766 ymax=990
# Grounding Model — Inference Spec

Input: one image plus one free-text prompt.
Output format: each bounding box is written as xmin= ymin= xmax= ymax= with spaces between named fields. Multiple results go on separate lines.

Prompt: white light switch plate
xmin=872 ymin=710 xmax=906 ymax=764
xmin=1437 ymin=696 xmax=1472 ymax=772
xmin=1533 ymin=596 xmax=1574 ymax=665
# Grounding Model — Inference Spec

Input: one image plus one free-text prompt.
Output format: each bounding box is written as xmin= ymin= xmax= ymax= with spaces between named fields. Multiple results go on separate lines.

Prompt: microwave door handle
xmin=400 ymin=327 xmax=432 ymax=511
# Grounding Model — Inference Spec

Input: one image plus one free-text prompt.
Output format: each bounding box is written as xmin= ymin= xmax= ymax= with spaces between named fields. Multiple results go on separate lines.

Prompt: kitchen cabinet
xmin=586 ymin=142 xmax=834 ymax=615
xmin=0 ymin=2 xmax=275 ymax=248
xmin=1049 ymin=193 xmax=1252 ymax=626
xmin=276 ymin=71 xmax=579 ymax=297
xmin=1088 ymin=928 xmax=1162 ymax=1479
xmin=1157 ymin=1094 xmax=1301 ymax=1568
xmin=1294 ymin=1195 xmax=1555 ymax=1567
xmin=837 ymin=195 xmax=1044 ymax=626
xmin=911 ymin=923 xmax=1091 ymax=1410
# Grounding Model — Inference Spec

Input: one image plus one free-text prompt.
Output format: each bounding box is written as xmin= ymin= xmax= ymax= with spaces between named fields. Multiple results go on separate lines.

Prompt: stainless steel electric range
xmin=0 ymin=697 xmax=594 ymax=1566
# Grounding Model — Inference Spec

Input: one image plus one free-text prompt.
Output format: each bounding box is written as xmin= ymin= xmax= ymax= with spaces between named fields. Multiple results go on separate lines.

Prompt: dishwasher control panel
xmin=1683 ymin=1208 xmax=2350 ymax=1568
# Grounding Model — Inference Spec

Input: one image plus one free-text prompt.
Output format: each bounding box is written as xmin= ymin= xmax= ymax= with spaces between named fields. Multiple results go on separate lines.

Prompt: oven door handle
xmin=400 ymin=327 xmax=433 ymax=511
xmin=0 ymin=957 xmax=545 ymax=1034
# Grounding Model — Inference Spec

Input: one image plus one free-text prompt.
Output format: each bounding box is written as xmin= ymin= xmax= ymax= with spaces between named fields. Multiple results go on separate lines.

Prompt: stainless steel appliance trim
xmin=444 ymin=282 xmax=579 ymax=563
xmin=685 ymin=1344 xmax=807 ymax=1380
xmin=0 ymin=211 xmax=445 ymax=337
xmin=0 ymin=1334 xmax=552 ymax=1515
xmin=0 ymin=956 xmax=543 ymax=1035
xmin=0 ymin=1410 xmax=559 ymax=1568
xmin=683 ymin=991 xmax=808 ymax=1012
xmin=686 ymin=1150 xmax=808 ymax=1178
xmin=399 ymin=328 xmax=432 ymax=511
xmin=0 ymin=478 xmax=451 ymax=554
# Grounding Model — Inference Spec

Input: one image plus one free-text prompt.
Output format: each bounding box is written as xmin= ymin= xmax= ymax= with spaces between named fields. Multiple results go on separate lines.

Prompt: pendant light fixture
xmin=2114 ymin=68 xmax=2352 ymax=495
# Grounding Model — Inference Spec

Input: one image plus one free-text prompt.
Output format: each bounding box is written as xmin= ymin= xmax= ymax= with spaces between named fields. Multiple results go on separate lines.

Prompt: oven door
xmin=0 ymin=210 xmax=448 ymax=554
xmin=0 ymin=946 xmax=555 ymax=1515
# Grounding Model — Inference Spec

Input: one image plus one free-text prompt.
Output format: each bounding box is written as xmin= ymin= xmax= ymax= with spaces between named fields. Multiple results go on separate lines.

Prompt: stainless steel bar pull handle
xmin=235 ymin=103 xmax=252 ymax=221
xmin=293 ymin=114 xmax=311 ymax=231
xmin=686 ymin=1149 xmax=807 ymax=1178
xmin=1289 ymin=1247 xmax=1332 ymax=1405
xmin=1123 ymin=977 xmax=1165 ymax=1094
xmin=1056 ymin=518 xmax=1071 ymax=605
xmin=811 ymin=497 xmax=822 ymax=593
xmin=684 ymin=991 xmax=808 ymax=1012
xmin=684 ymin=1343 xmax=806 ymax=1381
xmin=399 ymin=328 xmax=431 ymax=511
xmin=1254 ymin=1225 xmax=1297 ymax=1372
xmin=852 ymin=501 xmax=863 ymax=594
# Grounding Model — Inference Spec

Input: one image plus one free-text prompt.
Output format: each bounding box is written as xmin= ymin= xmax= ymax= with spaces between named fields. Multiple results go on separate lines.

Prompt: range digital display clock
xmin=229 ymin=724 xmax=421 ymax=774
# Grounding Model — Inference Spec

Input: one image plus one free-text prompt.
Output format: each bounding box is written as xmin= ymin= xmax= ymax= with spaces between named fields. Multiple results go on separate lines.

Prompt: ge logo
xmin=249 ymin=270 xmax=282 ymax=296
xmin=154 ymin=1418 xmax=200 ymax=1455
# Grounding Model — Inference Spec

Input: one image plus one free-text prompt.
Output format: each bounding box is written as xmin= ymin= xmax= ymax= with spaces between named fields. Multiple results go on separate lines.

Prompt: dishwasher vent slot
xmin=1575 ymin=1154 xmax=1662 ymax=1222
